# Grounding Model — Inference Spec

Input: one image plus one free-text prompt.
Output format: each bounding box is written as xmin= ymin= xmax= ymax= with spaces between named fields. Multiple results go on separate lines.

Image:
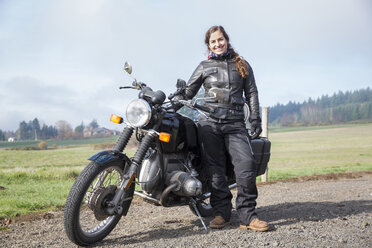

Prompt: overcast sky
xmin=1 ymin=0 xmax=371 ymax=131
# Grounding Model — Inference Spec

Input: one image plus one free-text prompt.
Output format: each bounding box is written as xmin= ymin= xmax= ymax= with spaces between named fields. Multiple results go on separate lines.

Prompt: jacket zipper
xmin=226 ymin=59 xmax=231 ymax=102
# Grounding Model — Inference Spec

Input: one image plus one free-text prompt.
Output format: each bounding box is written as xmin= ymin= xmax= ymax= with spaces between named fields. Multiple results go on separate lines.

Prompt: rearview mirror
xmin=124 ymin=61 xmax=132 ymax=75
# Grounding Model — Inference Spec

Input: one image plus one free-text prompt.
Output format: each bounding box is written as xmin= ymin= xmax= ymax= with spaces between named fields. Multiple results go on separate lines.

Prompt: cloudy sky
xmin=1 ymin=0 xmax=371 ymax=131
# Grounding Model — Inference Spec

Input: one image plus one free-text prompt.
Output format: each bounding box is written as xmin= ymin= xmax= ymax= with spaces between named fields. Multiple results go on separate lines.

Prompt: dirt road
xmin=1 ymin=172 xmax=371 ymax=247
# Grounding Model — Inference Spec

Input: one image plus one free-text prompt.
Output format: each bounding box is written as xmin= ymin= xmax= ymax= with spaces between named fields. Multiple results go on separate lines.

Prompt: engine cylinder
xmin=166 ymin=171 xmax=202 ymax=196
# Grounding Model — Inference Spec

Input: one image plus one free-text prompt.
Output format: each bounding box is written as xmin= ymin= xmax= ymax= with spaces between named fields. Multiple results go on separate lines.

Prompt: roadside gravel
xmin=1 ymin=173 xmax=371 ymax=247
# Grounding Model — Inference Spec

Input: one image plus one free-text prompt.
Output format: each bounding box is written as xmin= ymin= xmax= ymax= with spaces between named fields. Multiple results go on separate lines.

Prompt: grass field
xmin=0 ymin=123 xmax=371 ymax=219
xmin=267 ymin=123 xmax=372 ymax=180
xmin=0 ymin=136 xmax=118 ymax=149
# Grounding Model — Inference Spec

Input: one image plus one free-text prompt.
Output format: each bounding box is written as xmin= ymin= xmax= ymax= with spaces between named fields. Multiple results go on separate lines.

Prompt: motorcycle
xmin=63 ymin=62 xmax=271 ymax=246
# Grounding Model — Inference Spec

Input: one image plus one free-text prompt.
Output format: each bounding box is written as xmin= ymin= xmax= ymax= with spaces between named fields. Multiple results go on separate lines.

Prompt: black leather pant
xmin=198 ymin=119 xmax=258 ymax=225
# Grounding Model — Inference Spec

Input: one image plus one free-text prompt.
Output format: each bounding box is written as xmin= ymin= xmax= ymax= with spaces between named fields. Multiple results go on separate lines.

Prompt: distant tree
xmin=40 ymin=124 xmax=48 ymax=139
xmin=17 ymin=121 xmax=31 ymax=140
xmin=89 ymin=119 xmax=99 ymax=129
xmin=55 ymin=120 xmax=73 ymax=139
xmin=75 ymin=122 xmax=85 ymax=134
xmin=48 ymin=125 xmax=58 ymax=139
xmin=32 ymin=118 xmax=41 ymax=140
xmin=0 ymin=130 xmax=5 ymax=141
xmin=40 ymin=124 xmax=57 ymax=140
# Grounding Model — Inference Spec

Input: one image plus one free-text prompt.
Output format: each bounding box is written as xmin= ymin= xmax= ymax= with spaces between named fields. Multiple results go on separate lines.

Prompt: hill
xmin=269 ymin=87 xmax=372 ymax=126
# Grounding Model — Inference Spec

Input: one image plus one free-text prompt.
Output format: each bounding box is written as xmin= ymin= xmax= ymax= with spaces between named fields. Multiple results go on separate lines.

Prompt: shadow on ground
xmin=95 ymin=199 xmax=371 ymax=247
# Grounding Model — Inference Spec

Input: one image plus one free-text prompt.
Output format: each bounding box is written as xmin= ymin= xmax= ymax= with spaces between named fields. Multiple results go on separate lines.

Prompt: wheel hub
xmin=87 ymin=185 xmax=117 ymax=221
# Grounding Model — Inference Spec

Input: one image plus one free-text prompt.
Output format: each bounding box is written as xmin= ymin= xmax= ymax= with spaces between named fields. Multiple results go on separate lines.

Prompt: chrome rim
xmin=78 ymin=166 xmax=124 ymax=234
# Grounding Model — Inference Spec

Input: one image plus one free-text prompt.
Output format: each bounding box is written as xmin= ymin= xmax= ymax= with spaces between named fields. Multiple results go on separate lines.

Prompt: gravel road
xmin=1 ymin=172 xmax=371 ymax=247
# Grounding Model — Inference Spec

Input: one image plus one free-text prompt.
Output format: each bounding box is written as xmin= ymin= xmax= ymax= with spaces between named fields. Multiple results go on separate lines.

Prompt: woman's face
xmin=208 ymin=30 xmax=228 ymax=55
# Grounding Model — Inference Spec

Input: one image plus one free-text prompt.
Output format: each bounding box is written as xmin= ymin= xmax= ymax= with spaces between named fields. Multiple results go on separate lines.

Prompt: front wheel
xmin=64 ymin=161 xmax=134 ymax=246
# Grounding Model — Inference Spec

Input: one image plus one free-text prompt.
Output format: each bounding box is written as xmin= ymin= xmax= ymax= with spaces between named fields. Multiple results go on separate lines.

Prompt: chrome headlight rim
xmin=125 ymin=99 xmax=152 ymax=128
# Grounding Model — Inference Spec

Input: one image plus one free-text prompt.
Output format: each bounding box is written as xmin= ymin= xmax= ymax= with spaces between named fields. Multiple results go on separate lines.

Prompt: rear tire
xmin=64 ymin=161 xmax=134 ymax=246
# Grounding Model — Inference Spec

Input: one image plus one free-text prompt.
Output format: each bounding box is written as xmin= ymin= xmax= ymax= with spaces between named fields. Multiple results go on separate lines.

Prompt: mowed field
xmin=0 ymin=123 xmax=371 ymax=220
xmin=268 ymin=123 xmax=372 ymax=179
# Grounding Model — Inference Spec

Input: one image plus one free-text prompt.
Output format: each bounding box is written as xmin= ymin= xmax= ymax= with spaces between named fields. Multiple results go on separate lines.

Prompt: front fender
xmin=88 ymin=150 xmax=130 ymax=166
xmin=89 ymin=150 xmax=134 ymax=216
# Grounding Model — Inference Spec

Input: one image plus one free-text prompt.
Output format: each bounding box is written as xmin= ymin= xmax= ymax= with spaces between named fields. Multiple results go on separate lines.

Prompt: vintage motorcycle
xmin=63 ymin=62 xmax=271 ymax=246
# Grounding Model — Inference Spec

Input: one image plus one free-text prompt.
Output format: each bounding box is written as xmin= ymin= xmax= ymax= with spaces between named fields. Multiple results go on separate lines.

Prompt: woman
xmin=174 ymin=25 xmax=268 ymax=231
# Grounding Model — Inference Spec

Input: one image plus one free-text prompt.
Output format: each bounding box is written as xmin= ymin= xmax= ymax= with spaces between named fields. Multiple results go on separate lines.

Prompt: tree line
xmin=269 ymin=87 xmax=372 ymax=126
xmin=0 ymin=118 xmax=100 ymax=141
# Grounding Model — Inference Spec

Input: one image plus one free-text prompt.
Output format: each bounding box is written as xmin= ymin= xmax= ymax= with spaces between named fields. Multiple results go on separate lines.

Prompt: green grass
xmin=0 ymin=136 xmax=118 ymax=149
xmin=0 ymin=146 xmax=92 ymax=218
xmin=1 ymin=123 xmax=372 ymax=219
xmin=0 ymin=179 xmax=74 ymax=217
xmin=0 ymin=145 xmax=136 ymax=219
xmin=266 ymin=123 xmax=372 ymax=180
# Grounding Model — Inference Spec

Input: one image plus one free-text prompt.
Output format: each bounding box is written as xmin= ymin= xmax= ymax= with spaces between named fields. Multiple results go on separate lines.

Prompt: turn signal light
xmin=110 ymin=114 xmax=123 ymax=124
xmin=125 ymin=171 xmax=136 ymax=190
xmin=159 ymin=132 xmax=171 ymax=143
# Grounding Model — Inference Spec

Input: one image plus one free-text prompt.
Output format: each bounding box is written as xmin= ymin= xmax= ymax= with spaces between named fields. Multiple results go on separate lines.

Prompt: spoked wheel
xmin=64 ymin=161 xmax=134 ymax=246
xmin=189 ymin=197 xmax=213 ymax=217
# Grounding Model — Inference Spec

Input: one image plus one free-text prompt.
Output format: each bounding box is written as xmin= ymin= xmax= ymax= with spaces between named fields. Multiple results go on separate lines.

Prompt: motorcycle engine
xmin=138 ymin=150 xmax=162 ymax=194
xmin=139 ymin=150 xmax=202 ymax=197
xmin=166 ymin=171 xmax=202 ymax=196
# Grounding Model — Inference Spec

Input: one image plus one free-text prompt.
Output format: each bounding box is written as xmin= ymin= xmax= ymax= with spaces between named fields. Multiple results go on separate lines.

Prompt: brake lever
xmin=178 ymin=100 xmax=209 ymax=119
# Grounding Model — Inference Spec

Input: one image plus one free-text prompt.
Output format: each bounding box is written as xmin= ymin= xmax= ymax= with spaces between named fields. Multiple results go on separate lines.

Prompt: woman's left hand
xmin=250 ymin=120 xmax=262 ymax=139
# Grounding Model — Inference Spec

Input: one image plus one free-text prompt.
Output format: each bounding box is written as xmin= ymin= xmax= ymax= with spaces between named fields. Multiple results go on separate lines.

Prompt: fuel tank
xmin=159 ymin=112 xmax=199 ymax=153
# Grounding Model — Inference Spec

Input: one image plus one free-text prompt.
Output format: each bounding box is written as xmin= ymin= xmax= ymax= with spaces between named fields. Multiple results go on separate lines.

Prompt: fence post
xmin=261 ymin=107 xmax=269 ymax=182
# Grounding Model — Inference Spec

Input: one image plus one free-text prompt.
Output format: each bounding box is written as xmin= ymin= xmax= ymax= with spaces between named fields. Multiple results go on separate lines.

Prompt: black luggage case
xmin=250 ymin=138 xmax=271 ymax=176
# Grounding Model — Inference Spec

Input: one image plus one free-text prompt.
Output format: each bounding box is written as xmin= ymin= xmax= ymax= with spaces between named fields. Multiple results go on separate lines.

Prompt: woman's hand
xmin=250 ymin=120 xmax=262 ymax=139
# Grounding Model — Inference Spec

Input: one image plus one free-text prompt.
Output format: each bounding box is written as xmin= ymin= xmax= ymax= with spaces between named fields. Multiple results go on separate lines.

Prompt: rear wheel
xmin=64 ymin=161 xmax=134 ymax=246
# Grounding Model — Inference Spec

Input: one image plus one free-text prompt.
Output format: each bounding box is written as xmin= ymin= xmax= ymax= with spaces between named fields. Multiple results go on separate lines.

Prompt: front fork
xmin=106 ymin=127 xmax=156 ymax=215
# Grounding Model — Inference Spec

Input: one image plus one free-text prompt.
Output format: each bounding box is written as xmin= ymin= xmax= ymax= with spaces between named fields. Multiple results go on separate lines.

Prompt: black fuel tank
xmin=159 ymin=113 xmax=198 ymax=153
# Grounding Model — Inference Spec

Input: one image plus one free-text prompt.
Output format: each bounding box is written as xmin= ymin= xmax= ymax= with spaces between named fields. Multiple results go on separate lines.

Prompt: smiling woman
xmin=172 ymin=25 xmax=268 ymax=231
xmin=207 ymin=30 xmax=228 ymax=55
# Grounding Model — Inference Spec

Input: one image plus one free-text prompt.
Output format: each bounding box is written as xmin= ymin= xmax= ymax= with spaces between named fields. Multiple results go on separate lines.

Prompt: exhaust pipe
xmin=134 ymin=183 xmax=179 ymax=207
xmin=160 ymin=183 xmax=178 ymax=207
xmin=134 ymin=191 xmax=160 ymax=205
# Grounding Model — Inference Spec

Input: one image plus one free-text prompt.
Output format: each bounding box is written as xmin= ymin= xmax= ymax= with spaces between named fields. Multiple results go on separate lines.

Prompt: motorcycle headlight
xmin=125 ymin=99 xmax=152 ymax=127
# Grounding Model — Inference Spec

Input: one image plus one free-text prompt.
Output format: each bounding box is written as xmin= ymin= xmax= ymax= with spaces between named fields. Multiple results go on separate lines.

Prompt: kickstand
xmin=190 ymin=198 xmax=208 ymax=233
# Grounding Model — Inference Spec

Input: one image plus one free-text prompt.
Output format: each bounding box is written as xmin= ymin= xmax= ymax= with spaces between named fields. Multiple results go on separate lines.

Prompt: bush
xmin=9 ymin=146 xmax=39 ymax=151
xmin=38 ymin=141 xmax=48 ymax=150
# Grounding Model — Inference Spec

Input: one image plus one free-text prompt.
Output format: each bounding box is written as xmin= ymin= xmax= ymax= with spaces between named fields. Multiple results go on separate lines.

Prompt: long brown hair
xmin=205 ymin=25 xmax=249 ymax=78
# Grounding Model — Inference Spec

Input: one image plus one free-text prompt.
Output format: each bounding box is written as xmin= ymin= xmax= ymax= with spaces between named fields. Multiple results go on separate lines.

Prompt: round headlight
xmin=125 ymin=99 xmax=152 ymax=127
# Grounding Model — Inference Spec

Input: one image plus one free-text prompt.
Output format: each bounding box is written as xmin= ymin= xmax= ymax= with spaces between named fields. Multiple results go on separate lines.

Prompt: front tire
xmin=64 ymin=161 xmax=134 ymax=246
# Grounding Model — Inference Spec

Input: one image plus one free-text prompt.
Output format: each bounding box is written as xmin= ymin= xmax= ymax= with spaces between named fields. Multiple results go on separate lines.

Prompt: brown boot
xmin=239 ymin=218 xmax=269 ymax=232
xmin=209 ymin=216 xmax=228 ymax=229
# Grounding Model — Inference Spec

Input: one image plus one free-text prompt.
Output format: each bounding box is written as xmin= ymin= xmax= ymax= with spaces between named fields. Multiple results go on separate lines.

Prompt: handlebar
xmin=193 ymin=102 xmax=214 ymax=113
xmin=119 ymin=81 xmax=165 ymax=105
xmin=119 ymin=81 xmax=147 ymax=90
xmin=176 ymin=99 xmax=214 ymax=114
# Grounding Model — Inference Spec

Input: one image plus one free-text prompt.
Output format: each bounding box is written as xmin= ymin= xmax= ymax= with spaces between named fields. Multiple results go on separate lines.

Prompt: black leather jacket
xmin=179 ymin=55 xmax=260 ymax=122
